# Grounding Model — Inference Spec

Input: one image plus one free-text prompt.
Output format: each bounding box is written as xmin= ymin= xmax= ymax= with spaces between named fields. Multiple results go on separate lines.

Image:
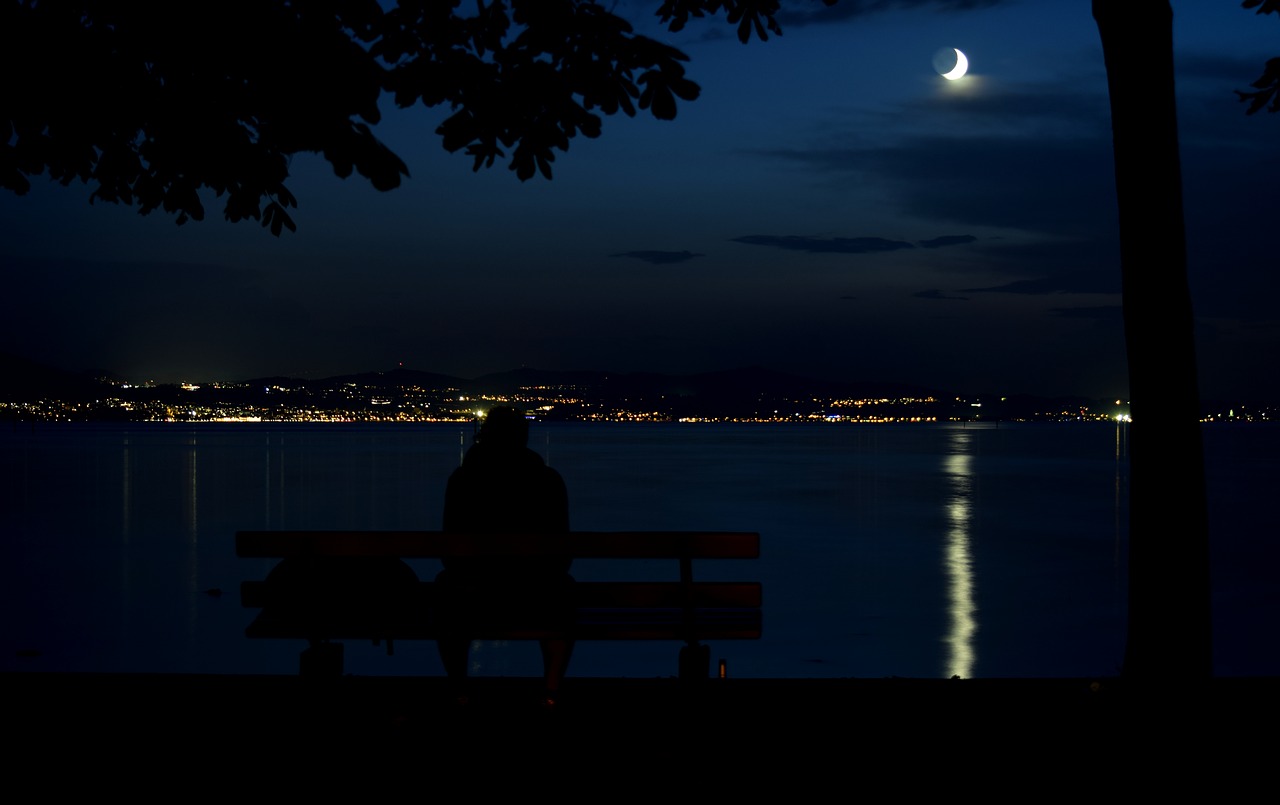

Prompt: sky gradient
xmin=2 ymin=0 xmax=1277 ymax=400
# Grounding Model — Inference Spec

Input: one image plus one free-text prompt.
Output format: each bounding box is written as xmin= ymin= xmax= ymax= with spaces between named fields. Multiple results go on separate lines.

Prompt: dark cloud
xmin=1177 ymin=52 xmax=1276 ymax=88
xmin=899 ymin=82 xmax=1112 ymax=130
xmin=957 ymin=238 xmax=1120 ymax=283
xmin=776 ymin=0 xmax=1007 ymax=28
xmin=753 ymin=66 xmax=1278 ymax=325
xmin=655 ymin=0 xmax=1007 ymax=43
xmin=763 ymin=135 xmax=1115 ymax=236
xmin=1173 ymin=53 xmax=1278 ymax=149
xmin=611 ymin=250 xmax=705 ymax=265
xmin=731 ymin=235 xmax=914 ymax=253
xmin=962 ymin=271 xmax=1118 ymax=295
xmin=918 ymin=235 xmax=977 ymax=249
xmin=753 ymin=78 xmax=1116 ymax=237
xmin=1048 ymin=305 xmax=1122 ymax=323
xmin=914 ymin=289 xmax=969 ymax=301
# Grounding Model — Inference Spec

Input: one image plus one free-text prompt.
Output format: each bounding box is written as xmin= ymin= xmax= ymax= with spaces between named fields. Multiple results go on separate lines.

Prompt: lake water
xmin=2 ymin=421 xmax=1275 ymax=679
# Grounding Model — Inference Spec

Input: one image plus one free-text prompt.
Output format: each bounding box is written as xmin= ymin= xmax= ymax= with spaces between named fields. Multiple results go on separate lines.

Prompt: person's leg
xmin=437 ymin=638 xmax=471 ymax=706
xmin=434 ymin=568 xmax=473 ymax=701
xmin=437 ymin=638 xmax=470 ymax=679
xmin=539 ymin=638 xmax=574 ymax=705
xmin=538 ymin=573 xmax=576 ymax=705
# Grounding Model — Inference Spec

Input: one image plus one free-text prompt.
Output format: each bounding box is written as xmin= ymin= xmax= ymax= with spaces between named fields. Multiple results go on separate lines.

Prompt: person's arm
xmin=443 ymin=469 xmax=464 ymax=531
xmin=549 ymin=470 xmax=569 ymax=532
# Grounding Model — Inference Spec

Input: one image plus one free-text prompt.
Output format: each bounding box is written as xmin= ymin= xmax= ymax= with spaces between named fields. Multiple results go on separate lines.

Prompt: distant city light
xmin=3 ymin=375 xmax=1267 ymax=424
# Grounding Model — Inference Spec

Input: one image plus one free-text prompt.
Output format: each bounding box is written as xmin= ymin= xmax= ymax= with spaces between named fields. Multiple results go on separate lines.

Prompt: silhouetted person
xmin=436 ymin=406 xmax=573 ymax=706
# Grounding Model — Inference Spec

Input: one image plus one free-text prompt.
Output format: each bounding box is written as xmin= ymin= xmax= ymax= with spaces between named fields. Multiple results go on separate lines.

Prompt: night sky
xmin=2 ymin=1 xmax=1277 ymax=401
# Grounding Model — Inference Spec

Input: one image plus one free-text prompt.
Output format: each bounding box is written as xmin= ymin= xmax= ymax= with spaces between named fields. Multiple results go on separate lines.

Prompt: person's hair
xmin=476 ymin=406 xmax=529 ymax=446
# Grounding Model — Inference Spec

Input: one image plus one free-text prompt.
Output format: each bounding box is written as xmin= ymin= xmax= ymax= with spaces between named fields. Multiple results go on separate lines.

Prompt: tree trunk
xmin=1093 ymin=0 xmax=1211 ymax=681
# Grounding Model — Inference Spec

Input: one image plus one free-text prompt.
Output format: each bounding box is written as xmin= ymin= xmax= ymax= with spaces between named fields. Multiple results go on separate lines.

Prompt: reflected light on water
xmin=943 ymin=429 xmax=977 ymax=678
xmin=184 ymin=436 xmax=201 ymax=658
xmin=184 ymin=436 xmax=198 ymax=542
xmin=121 ymin=435 xmax=131 ymax=541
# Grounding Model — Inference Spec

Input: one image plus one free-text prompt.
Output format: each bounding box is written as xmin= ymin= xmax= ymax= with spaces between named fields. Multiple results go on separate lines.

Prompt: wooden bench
xmin=236 ymin=530 xmax=762 ymax=679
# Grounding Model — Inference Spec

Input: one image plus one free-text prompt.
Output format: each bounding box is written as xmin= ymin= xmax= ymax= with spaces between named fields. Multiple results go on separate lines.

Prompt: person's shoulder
xmin=447 ymin=461 xmax=472 ymax=480
xmin=539 ymin=463 xmax=567 ymax=492
xmin=518 ymin=447 xmax=552 ymax=467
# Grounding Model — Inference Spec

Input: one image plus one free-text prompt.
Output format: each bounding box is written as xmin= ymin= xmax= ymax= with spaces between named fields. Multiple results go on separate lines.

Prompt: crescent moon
xmin=942 ymin=48 xmax=969 ymax=80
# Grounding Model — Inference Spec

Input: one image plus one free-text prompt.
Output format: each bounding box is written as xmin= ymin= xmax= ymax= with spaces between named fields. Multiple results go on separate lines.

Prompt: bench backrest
xmin=237 ymin=531 xmax=763 ymax=648
xmin=236 ymin=530 xmax=760 ymax=560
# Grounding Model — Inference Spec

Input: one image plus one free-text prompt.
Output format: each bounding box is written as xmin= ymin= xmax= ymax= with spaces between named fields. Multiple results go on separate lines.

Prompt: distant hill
xmin=465 ymin=366 xmax=937 ymax=402
xmin=0 ymin=353 xmax=1156 ymax=421
xmin=253 ymin=367 xmax=471 ymax=391
xmin=0 ymin=352 xmax=104 ymax=400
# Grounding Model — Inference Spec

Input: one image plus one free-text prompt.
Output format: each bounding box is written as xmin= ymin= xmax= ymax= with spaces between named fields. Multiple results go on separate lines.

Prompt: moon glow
xmin=936 ymin=47 xmax=969 ymax=80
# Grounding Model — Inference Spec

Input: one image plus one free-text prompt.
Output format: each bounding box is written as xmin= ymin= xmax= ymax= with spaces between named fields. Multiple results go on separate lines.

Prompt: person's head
xmin=476 ymin=406 xmax=529 ymax=447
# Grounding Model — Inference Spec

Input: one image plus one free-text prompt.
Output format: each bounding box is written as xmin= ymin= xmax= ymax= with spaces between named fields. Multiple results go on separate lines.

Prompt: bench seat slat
xmin=244 ymin=610 xmax=763 ymax=641
xmin=240 ymin=580 xmax=762 ymax=610
xmin=236 ymin=530 xmax=759 ymax=560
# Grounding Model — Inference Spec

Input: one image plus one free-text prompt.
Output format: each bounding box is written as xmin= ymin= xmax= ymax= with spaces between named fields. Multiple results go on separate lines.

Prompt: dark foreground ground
xmin=6 ymin=672 xmax=1276 ymax=793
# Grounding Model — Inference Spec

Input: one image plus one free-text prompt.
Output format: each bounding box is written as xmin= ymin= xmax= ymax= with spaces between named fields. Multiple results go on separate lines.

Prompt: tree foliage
xmin=1 ymin=0 xmax=834 ymax=234
xmin=1237 ymin=0 xmax=1280 ymax=113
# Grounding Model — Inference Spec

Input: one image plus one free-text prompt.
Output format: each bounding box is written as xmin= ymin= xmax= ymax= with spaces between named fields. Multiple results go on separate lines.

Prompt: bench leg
xmin=300 ymin=640 xmax=344 ymax=677
xmin=678 ymin=642 xmax=710 ymax=681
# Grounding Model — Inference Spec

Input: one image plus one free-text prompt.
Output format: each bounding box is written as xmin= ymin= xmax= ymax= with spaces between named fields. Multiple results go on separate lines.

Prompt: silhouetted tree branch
xmin=1237 ymin=1 xmax=1280 ymax=113
xmin=1 ymin=1 xmax=825 ymax=234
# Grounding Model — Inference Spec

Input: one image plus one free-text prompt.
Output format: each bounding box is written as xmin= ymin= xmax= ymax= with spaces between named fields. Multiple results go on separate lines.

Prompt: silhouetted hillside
xmin=0 ymin=353 xmax=1211 ymax=423
xmin=0 ymin=352 xmax=103 ymax=400
xmin=316 ymin=368 xmax=471 ymax=391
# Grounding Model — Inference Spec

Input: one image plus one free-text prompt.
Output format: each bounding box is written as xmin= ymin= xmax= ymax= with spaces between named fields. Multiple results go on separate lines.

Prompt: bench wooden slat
xmin=247 ymin=624 xmax=762 ymax=642
xmin=244 ymin=609 xmax=762 ymax=642
xmin=236 ymin=530 xmax=759 ymax=560
xmin=240 ymin=580 xmax=762 ymax=610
